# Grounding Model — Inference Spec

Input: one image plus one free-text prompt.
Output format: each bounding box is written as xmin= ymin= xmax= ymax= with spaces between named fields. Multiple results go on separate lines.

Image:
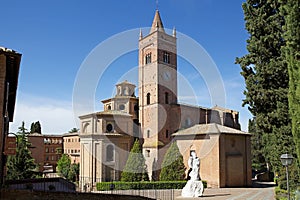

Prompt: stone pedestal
xmin=182 ymin=180 xmax=204 ymax=197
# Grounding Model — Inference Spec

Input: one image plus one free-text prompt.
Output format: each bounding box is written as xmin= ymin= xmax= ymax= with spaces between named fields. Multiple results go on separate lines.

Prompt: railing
xmin=79 ymin=177 xmax=180 ymax=200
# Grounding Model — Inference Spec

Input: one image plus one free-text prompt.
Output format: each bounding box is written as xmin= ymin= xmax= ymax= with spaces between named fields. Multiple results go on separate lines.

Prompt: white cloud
xmin=9 ymin=93 xmax=77 ymax=134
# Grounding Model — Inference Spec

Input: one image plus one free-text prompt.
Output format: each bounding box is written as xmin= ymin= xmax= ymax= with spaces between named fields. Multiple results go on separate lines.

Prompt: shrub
xmin=96 ymin=180 xmax=207 ymax=191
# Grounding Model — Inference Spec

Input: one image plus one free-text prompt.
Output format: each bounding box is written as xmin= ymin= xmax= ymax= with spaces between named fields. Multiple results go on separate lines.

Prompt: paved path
xmin=175 ymin=182 xmax=275 ymax=200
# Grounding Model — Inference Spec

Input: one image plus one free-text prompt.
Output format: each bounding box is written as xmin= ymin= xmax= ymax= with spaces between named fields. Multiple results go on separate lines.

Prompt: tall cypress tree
xmin=282 ymin=0 xmax=300 ymax=164
xmin=121 ymin=140 xmax=149 ymax=182
xmin=236 ymin=0 xmax=294 ymax=174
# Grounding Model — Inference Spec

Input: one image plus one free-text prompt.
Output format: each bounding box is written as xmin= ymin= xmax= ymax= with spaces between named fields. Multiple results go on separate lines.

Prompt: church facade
xmin=79 ymin=10 xmax=251 ymax=189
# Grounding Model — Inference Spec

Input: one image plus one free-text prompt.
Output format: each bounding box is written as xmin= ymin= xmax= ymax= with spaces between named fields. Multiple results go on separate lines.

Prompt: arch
xmin=106 ymin=144 xmax=114 ymax=162
xmin=82 ymin=122 xmax=90 ymax=133
xmin=147 ymin=93 xmax=151 ymax=105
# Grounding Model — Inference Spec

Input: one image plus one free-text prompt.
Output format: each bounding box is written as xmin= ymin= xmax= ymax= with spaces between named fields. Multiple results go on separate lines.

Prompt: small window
xmin=106 ymin=145 xmax=114 ymax=162
xmin=108 ymin=105 xmax=111 ymax=110
xmin=147 ymin=130 xmax=150 ymax=138
xmin=163 ymin=51 xmax=170 ymax=64
xmin=106 ymin=123 xmax=113 ymax=133
xmin=146 ymin=150 xmax=150 ymax=157
xmin=166 ymin=130 xmax=169 ymax=138
xmin=147 ymin=93 xmax=151 ymax=105
xmin=45 ymin=148 xmax=49 ymax=153
xmin=145 ymin=53 xmax=152 ymax=64
xmin=165 ymin=92 xmax=169 ymax=104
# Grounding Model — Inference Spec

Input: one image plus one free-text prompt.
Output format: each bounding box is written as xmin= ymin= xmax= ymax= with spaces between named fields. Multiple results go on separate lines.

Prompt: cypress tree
xmin=236 ymin=0 xmax=294 ymax=174
xmin=121 ymin=140 xmax=149 ymax=182
xmin=282 ymin=0 xmax=300 ymax=165
xmin=159 ymin=141 xmax=185 ymax=181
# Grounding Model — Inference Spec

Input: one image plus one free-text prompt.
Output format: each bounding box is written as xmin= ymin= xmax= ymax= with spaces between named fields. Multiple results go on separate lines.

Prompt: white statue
xmin=182 ymin=151 xmax=204 ymax=197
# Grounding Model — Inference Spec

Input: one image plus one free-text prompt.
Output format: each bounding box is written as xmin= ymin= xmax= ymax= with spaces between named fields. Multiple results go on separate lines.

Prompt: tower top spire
xmin=150 ymin=10 xmax=165 ymax=34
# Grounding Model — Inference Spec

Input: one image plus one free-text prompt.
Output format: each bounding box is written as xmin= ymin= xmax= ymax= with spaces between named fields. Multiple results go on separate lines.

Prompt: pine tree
xmin=159 ymin=141 xmax=185 ymax=181
xmin=236 ymin=0 xmax=294 ymax=173
xmin=121 ymin=140 xmax=149 ymax=182
xmin=6 ymin=122 xmax=38 ymax=180
xmin=282 ymin=0 xmax=300 ymax=165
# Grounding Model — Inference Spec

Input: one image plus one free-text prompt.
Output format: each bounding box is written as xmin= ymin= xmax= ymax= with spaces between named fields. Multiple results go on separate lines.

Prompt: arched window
xmin=107 ymin=105 xmax=111 ymax=110
xmin=147 ymin=93 xmax=150 ymax=105
xmin=165 ymin=130 xmax=169 ymax=138
xmin=165 ymin=92 xmax=169 ymax=104
xmin=106 ymin=145 xmax=114 ymax=162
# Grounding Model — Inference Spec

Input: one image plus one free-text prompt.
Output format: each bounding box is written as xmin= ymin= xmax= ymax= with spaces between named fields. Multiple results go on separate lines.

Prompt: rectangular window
xmin=166 ymin=130 xmax=169 ymax=138
xmin=145 ymin=53 xmax=152 ymax=64
xmin=163 ymin=51 xmax=170 ymax=64
xmin=45 ymin=148 xmax=49 ymax=153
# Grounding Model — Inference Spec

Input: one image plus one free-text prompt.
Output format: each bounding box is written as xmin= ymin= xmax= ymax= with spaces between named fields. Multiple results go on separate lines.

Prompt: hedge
xmin=96 ymin=181 xmax=207 ymax=191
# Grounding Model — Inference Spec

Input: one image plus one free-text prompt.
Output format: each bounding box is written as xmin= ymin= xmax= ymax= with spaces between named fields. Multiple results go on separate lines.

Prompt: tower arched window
xmin=145 ymin=53 xmax=152 ymax=64
xmin=163 ymin=51 xmax=170 ymax=64
xmin=146 ymin=93 xmax=151 ymax=105
xmin=165 ymin=92 xmax=169 ymax=104
xmin=106 ymin=145 xmax=114 ymax=162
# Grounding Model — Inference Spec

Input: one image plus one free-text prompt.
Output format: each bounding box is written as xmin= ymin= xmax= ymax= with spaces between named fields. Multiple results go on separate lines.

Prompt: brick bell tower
xmin=138 ymin=10 xmax=178 ymax=180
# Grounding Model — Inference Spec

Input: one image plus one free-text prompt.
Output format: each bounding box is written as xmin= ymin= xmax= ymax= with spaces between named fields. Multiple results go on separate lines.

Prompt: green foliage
xmin=96 ymin=180 xmax=207 ymax=191
xmin=30 ymin=121 xmax=42 ymax=134
xmin=281 ymin=0 xmax=300 ymax=165
xmin=68 ymin=163 xmax=79 ymax=182
xmin=69 ymin=128 xmax=79 ymax=133
xmin=159 ymin=141 xmax=185 ymax=181
xmin=236 ymin=0 xmax=299 ymax=188
xmin=249 ymin=118 xmax=266 ymax=171
xmin=121 ymin=140 xmax=149 ymax=182
xmin=57 ymin=154 xmax=71 ymax=178
xmin=6 ymin=122 xmax=38 ymax=180
xmin=57 ymin=154 xmax=79 ymax=182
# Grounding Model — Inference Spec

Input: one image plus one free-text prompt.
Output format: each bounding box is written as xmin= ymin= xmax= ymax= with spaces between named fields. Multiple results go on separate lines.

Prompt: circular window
xmin=119 ymin=104 xmax=125 ymax=110
xmin=106 ymin=124 xmax=113 ymax=132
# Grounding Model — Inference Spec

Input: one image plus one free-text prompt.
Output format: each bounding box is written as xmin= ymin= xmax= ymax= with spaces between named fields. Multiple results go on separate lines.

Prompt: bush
xmin=96 ymin=180 xmax=207 ymax=191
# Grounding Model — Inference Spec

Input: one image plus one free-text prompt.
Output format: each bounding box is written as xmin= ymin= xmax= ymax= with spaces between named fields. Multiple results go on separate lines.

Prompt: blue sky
xmin=1 ymin=0 xmax=251 ymax=134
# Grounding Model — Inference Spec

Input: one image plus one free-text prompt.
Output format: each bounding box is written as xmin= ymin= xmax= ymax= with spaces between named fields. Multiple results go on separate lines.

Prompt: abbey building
xmin=79 ymin=10 xmax=251 ymax=189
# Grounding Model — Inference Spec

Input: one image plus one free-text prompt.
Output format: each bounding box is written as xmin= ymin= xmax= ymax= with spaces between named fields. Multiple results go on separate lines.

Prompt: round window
xmin=119 ymin=104 xmax=125 ymax=110
xmin=106 ymin=124 xmax=113 ymax=132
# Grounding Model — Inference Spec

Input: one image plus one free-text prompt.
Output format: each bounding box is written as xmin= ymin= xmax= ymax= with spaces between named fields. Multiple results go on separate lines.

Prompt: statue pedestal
xmin=181 ymin=180 xmax=204 ymax=197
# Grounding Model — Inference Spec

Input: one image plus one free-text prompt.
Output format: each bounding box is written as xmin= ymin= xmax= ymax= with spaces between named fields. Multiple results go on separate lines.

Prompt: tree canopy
xmin=121 ymin=140 xmax=149 ymax=182
xmin=236 ymin=0 xmax=299 ymax=189
xmin=159 ymin=141 xmax=185 ymax=181
xmin=30 ymin=121 xmax=42 ymax=134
